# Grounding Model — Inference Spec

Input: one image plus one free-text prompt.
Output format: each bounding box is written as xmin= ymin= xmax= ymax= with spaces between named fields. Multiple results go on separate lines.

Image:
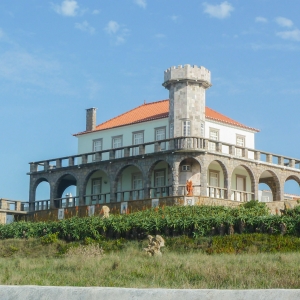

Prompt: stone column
xmin=0 ymin=213 xmax=7 ymax=224
xmin=172 ymin=161 xmax=180 ymax=196
xmin=289 ymin=159 xmax=295 ymax=168
xmin=49 ymin=183 xmax=56 ymax=209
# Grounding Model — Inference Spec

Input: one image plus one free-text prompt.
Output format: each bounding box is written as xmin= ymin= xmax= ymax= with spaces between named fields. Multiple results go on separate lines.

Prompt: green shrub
xmin=209 ymin=234 xmax=300 ymax=254
xmin=40 ymin=232 xmax=59 ymax=245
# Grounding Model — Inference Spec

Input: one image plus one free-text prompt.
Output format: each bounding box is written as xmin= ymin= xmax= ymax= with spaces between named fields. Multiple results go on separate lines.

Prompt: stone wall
xmin=17 ymin=196 xmax=300 ymax=223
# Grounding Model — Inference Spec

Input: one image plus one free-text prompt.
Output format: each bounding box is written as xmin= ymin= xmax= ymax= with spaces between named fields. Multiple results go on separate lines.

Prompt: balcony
xmin=28 ymin=137 xmax=300 ymax=174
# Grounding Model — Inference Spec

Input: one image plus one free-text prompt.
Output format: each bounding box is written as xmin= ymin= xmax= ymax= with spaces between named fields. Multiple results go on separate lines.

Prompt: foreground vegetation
xmin=1 ymin=236 xmax=300 ymax=288
xmin=1 ymin=202 xmax=300 ymax=288
xmin=1 ymin=202 xmax=300 ymax=241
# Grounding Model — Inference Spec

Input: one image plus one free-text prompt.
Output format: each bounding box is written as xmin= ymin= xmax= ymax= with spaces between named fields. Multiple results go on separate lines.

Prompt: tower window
xmin=182 ymin=121 xmax=191 ymax=136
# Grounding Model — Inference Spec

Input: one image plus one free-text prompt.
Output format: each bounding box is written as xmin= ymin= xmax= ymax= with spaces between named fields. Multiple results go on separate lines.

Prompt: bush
xmin=40 ymin=232 xmax=59 ymax=245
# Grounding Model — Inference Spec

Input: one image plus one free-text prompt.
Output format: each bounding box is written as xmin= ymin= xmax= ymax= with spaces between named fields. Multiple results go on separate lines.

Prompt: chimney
xmin=86 ymin=108 xmax=97 ymax=131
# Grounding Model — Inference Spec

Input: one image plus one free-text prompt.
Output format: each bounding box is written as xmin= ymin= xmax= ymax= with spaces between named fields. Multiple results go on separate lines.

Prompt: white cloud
xmin=0 ymin=50 xmax=75 ymax=95
xmin=251 ymin=43 xmax=300 ymax=51
xmin=92 ymin=9 xmax=100 ymax=15
xmin=276 ymin=29 xmax=300 ymax=42
xmin=86 ymin=78 xmax=101 ymax=99
xmin=171 ymin=15 xmax=178 ymax=22
xmin=0 ymin=28 xmax=4 ymax=39
xmin=154 ymin=33 xmax=165 ymax=38
xmin=255 ymin=17 xmax=268 ymax=23
xmin=134 ymin=0 xmax=146 ymax=9
xmin=105 ymin=21 xmax=120 ymax=34
xmin=104 ymin=21 xmax=129 ymax=45
xmin=52 ymin=0 xmax=79 ymax=17
xmin=75 ymin=21 xmax=95 ymax=34
xmin=203 ymin=1 xmax=234 ymax=19
xmin=276 ymin=17 xmax=293 ymax=28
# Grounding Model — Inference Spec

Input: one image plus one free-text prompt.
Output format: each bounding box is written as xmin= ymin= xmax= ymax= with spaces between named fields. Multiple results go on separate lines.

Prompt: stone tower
xmin=162 ymin=65 xmax=211 ymax=138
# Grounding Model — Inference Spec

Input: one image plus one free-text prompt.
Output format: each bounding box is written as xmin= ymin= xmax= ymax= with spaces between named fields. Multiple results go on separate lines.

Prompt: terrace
xmin=25 ymin=136 xmax=300 ymax=213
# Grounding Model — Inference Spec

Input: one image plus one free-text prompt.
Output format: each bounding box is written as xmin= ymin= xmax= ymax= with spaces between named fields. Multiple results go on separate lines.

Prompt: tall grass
xmin=0 ymin=238 xmax=300 ymax=288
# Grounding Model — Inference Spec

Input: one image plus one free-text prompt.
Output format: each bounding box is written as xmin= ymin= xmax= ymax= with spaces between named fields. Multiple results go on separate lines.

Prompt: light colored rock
xmin=102 ymin=205 xmax=110 ymax=218
xmin=144 ymin=235 xmax=165 ymax=256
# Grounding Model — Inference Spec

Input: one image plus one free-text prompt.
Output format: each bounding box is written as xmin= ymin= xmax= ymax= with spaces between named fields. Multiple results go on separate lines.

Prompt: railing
xmin=178 ymin=185 xmax=201 ymax=196
xmin=149 ymin=186 xmax=172 ymax=198
xmin=53 ymin=196 xmax=80 ymax=209
xmin=231 ymin=190 xmax=254 ymax=202
xmin=29 ymin=136 xmax=300 ymax=174
xmin=33 ymin=200 xmax=51 ymax=211
xmin=0 ymin=199 xmax=28 ymax=212
xmin=84 ymin=193 xmax=110 ymax=205
xmin=115 ymin=189 xmax=144 ymax=202
xmin=206 ymin=186 xmax=227 ymax=199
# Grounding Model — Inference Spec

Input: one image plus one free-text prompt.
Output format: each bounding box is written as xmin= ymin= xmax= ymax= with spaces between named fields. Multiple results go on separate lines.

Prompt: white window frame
xmin=132 ymin=172 xmax=143 ymax=200
xmin=181 ymin=165 xmax=191 ymax=172
xmin=169 ymin=123 xmax=174 ymax=138
xmin=155 ymin=126 xmax=166 ymax=150
xmin=91 ymin=177 xmax=101 ymax=201
xmin=208 ymin=170 xmax=220 ymax=198
xmin=182 ymin=120 xmax=191 ymax=136
xmin=154 ymin=169 xmax=165 ymax=187
xmin=200 ymin=122 xmax=205 ymax=137
xmin=209 ymin=128 xmax=219 ymax=151
xmin=92 ymin=138 xmax=102 ymax=161
xmin=132 ymin=131 xmax=144 ymax=155
xmin=112 ymin=135 xmax=123 ymax=158
xmin=236 ymin=135 xmax=245 ymax=157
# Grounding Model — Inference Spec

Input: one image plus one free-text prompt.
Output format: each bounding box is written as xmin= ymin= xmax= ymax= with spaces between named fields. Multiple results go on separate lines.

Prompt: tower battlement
xmin=163 ymin=64 xmax=211 ymax=88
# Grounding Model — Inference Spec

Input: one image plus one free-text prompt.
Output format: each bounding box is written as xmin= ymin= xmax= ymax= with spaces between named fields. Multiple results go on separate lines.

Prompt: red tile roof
xmin=74 ymin=99 xmax=259 ymax=136
xmin=205 ymin=107 xmax=259 ymax=132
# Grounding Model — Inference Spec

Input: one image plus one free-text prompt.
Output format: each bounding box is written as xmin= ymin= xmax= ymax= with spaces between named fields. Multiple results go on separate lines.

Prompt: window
xmin=112 ymin=136 xmax=123 ymax=158
xmin=209 ymin=171 xmax=219 ymax=187
xmin=200 ymin=122 xmax=205 ymax=137
xmin=236 ymin=135 xmax=245 ymax=157
xmin=169 ymin=123 xmax=174 ymax=138
xmin=155 ymin=127 xmax=166 ymax=150
xmin=208 ymin=170 xmax=220 ymax=198
xmin=132 ymin=131 xmax=144 ymax=155
xmin=209 ymin=128 xmax=219 ymax=151
xmin=132 ymin=173 xmax=143 ymax=200
xmin=182 ymin=120 xmax=191 ymax=136
xmin=92 ymin=139 xmax=102 ymax=161
xmin=117 ymin=176 xmax=122 ymax=202
xmin=181 ymin=165 xmax=191 ymax=172
xmin=91 ymin=178 xmax=101 ymax=201
xmin=154 ymin=170 xmax=165 ymax=187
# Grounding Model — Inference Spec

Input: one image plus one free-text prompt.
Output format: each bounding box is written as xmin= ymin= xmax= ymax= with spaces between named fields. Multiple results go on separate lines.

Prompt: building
xmin=28 ymin=64 xmax=300 ymax=215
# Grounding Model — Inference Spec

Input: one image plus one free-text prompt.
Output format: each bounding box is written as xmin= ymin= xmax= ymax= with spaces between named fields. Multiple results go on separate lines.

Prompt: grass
xmin=0 ymin=237 xmax=300 ymax=288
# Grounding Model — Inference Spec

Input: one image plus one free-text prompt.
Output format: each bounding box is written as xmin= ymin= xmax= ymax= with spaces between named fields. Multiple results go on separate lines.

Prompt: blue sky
xmin=0 ymin=0 xmax=300 ymax=200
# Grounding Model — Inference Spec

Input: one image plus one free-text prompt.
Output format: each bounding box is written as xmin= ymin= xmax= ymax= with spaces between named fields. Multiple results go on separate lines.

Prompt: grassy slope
xmin=1 ymin=238 xmax=300 ymax=288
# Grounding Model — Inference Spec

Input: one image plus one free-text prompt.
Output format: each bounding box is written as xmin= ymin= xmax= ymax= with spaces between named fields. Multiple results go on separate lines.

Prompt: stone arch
xmin=53 ymin=173 xmax=78 ymax=207
xmin=177 ymin=157 xmax=201 ymax=195
xmin=147 ymin=159 xmax=173 ymax=198
xmin=284 ymin=174 xmax=300 ymax=200
xmin=230 ymin=164 xmax=256 ymax=201
xmin=113 ymin=163 xmax=144 ymax=202
xmin=258 ymin=169 xmax=281 ymax=201
xmin=206 ymin=159 xmax=229 ymax=199
xmin=32 ymin=177 xmax=50 ymax=202
xmin=83 ymin=168 xmax=111 ymax=204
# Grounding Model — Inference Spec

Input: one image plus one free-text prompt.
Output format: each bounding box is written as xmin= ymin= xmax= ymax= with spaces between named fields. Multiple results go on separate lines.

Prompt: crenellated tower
xmin=162 ymin=64 xmax=211 ymax=138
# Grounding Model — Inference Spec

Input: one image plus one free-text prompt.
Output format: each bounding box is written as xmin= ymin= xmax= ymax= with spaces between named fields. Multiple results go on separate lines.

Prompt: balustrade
xmin=150 ymin=186 xmax=172 ymax=198
xmin=178 ymin=184 xmax=201 ymax=196
xmin=28 ymin=136 xmax=300 ymax=174
xmin=206 ymin=186 xmax=227 ymax=199
xmin=231 ymin=190 xmax=254 ymax=202
xmin=84 ymin=193 xmax=110 ymax=205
